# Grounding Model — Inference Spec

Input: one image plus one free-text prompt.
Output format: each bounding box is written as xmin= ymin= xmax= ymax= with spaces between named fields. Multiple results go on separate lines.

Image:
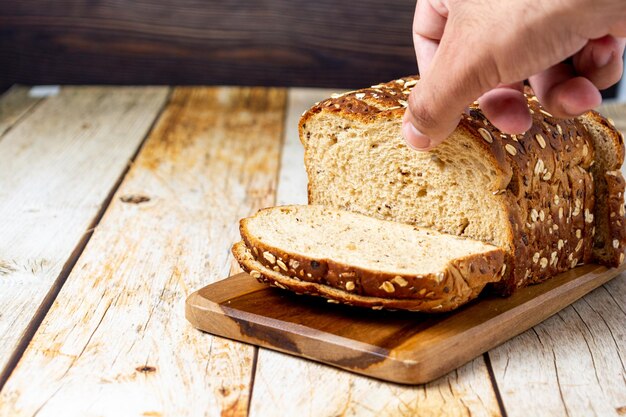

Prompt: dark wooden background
xmin=0 ymin=0 xmax=418 ymax=89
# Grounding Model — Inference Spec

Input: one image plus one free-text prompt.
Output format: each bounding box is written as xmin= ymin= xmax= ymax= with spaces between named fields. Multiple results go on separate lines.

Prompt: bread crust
xmin=299 ymin=76 xmax=624 ymax=295
xmin=236 ymin=206 xmax=505 ymax=312
xmin=232 ymin=241 xmax=502 ymax=313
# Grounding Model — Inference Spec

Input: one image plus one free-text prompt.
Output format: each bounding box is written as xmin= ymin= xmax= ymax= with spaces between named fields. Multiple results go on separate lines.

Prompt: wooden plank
xmin=0 ymin=86 xmax=168 ymax=385
xmin=247 ymin=88 xmax=501 ymax=415
xmin=0 ymin=86 xmax=41 ymax=137
xmin=0 ymin=87 xmax=286 ymax=416
xmin=0 ymin=0 xmax=416 ymax=88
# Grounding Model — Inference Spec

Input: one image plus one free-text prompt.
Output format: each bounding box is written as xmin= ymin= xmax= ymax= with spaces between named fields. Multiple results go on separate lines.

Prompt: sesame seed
xmin=571 ymin=259 xmax=578 ymax=268
xmin=418 ymin=288 xmax=427 ymax=296
xmin=372 ymin=306 xmax=383 ymax=310
xmin=539 ymin=210 xmax=545 ymax=221
xmin=505 ymin=144 xmax=517 ymax=155
xmin=289 ymin=259 xmax=300 ymax=269
xmin=535 ymin=134 xmax=547 ymax=149
xmin=392 ymin=276 xmax=408 ymax=287
xmin=398 ymin=99 xmax=408 ymax=108
xmin=327 ymin=299 xmax=339 ymax=304
xmin=263 ymin=251 xmax=276 ymax=264
xmin=559 ymin=207 xmax=564 ymax=219
xmin=426 ymin=291 xmax=435 ymax=297
xmin=478 ymin=128 xmax=493 ymax=144
xmin=404 ymin=80 xmax=418 ymax=87
xmin=355 ymin=93 xmax=365 ymax=99
xmin=554 ymin=195 xmax=560 ymax=205
xmin=275 ymin=282 xmax=288 ymax=290
xmin=540 ymin=257 xmax=548 ymax=268
xmin=608 ymin=117 xmax=616 ymax=127
xmin=533 ymin=252 xmax=540 ymax=263
xmin=543 ymin=171 xmax=552 ymax=181
xmin=558 ymin=239 xmax=564 ymax=250
xmin=584 ymin=209 xmax=594 ymax=223
xmin=272 ymin=266 xmax=280 ymax=272
xmin=379 ymin=281 xmax=395 ymax=293
xmin=576 ymin=229 xmax=582 ymax=239
xmin=582 ymin=144 xmax=589 ymax=157
xmin=345 ymin=281 xmax=355 ymax=291
xmin=613 ymin=239 xmax=620 ymax=249
xmin=250 ymin=270 xmax=261 ymax=279
xmin=557 ymin=125 xmax=563 ymax=135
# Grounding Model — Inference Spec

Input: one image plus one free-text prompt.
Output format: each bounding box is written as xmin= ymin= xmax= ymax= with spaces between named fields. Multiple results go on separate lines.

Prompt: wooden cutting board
xmin=185 ymin=263 xmax=625 ymax=384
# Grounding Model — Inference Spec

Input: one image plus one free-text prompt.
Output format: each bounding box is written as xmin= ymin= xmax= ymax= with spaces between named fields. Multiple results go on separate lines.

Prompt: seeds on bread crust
xmin=379 ymin=281 xmax=395 ymax=293
xmin=263 ymin=251 xmax=276 ymax=264
xmin=478 ymin=128 xmax=493 ymax=144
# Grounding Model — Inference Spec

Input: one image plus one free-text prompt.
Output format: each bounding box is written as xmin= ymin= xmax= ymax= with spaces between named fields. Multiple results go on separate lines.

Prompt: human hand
xmin=403 ymin=0 xmax=626 ymax=151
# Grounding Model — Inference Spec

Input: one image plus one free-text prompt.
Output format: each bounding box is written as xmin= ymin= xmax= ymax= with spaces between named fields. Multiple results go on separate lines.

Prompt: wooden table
xmin=0 ymin=85 xmax=624 ymax=417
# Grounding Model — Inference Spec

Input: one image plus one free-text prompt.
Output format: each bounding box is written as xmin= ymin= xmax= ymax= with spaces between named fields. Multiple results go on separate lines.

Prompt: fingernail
xmin=592 ymin=47 xmax=613 ymax=68
xmin=402 ymin=121 xmax=431 ymax=151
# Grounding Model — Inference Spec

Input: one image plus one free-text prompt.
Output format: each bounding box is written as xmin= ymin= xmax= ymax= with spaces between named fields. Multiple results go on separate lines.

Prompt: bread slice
xmin=233 ymin=205 xmax=505 ymax=312
xmin=300 ymin=76 xmax=626 ymax=295
xmin=579 ymin=113 xmax=626 ymax=266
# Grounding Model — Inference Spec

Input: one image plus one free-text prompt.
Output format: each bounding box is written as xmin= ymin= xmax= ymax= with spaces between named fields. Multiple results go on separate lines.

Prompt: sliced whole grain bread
xmin=233 ymin=205 xmax=505 ymax=312
xmin=300 ymin=76 xmax=626 ymax=294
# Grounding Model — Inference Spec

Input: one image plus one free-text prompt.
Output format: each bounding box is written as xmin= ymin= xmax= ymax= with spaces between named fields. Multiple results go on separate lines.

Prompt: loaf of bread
xmin=233 ymin=205 xmax=505 ymax=312
xmin=299 ymin=76 xmax=626 ymax=295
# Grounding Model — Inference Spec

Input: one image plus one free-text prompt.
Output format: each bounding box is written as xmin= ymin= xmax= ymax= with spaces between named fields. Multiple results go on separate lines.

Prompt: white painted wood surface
xmin=0 ymin=87 xmax=287 ymax=417
xmin=0 ymin=86 xmax=41 ymax=137
xmin=248 ymin=88 xmax=502 ymax=417
xmin=0 ymin=86 xmax=168 ymax=384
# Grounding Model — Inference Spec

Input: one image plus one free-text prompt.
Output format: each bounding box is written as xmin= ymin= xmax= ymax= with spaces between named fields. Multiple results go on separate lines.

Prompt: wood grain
xmin=0 ymin=86 xmax=168 ymax=386
xmin=488 ymin=273 xmax=626 ymax=417
xmin=0 ymin=0 xmax=416 ymax=88
xmin=243 ymin=89 xmax=501 ymax=416
xmin=0 ymin=86 xmax=41 ymax=137
xmin=0 ymin=87 xmax=286 ymax=416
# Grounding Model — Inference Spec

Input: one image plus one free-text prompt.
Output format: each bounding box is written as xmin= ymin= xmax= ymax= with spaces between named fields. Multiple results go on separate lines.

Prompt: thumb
xmin=403 ymin=26 xmax=499 ymax=151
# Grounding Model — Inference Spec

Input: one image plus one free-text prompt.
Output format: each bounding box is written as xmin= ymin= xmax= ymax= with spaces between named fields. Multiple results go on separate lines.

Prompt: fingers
xmin=404 ymin=20 xmax=499 ymax=150
xmin=478 ymin=83 xmax=532 ymax=134
xmin=412 ymin=0 xmax=448 ymax=74
xmin=529 ymin=63 xmax=602 ymax=118
xmin=572 ymin=35 xmax=625 ymax=90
